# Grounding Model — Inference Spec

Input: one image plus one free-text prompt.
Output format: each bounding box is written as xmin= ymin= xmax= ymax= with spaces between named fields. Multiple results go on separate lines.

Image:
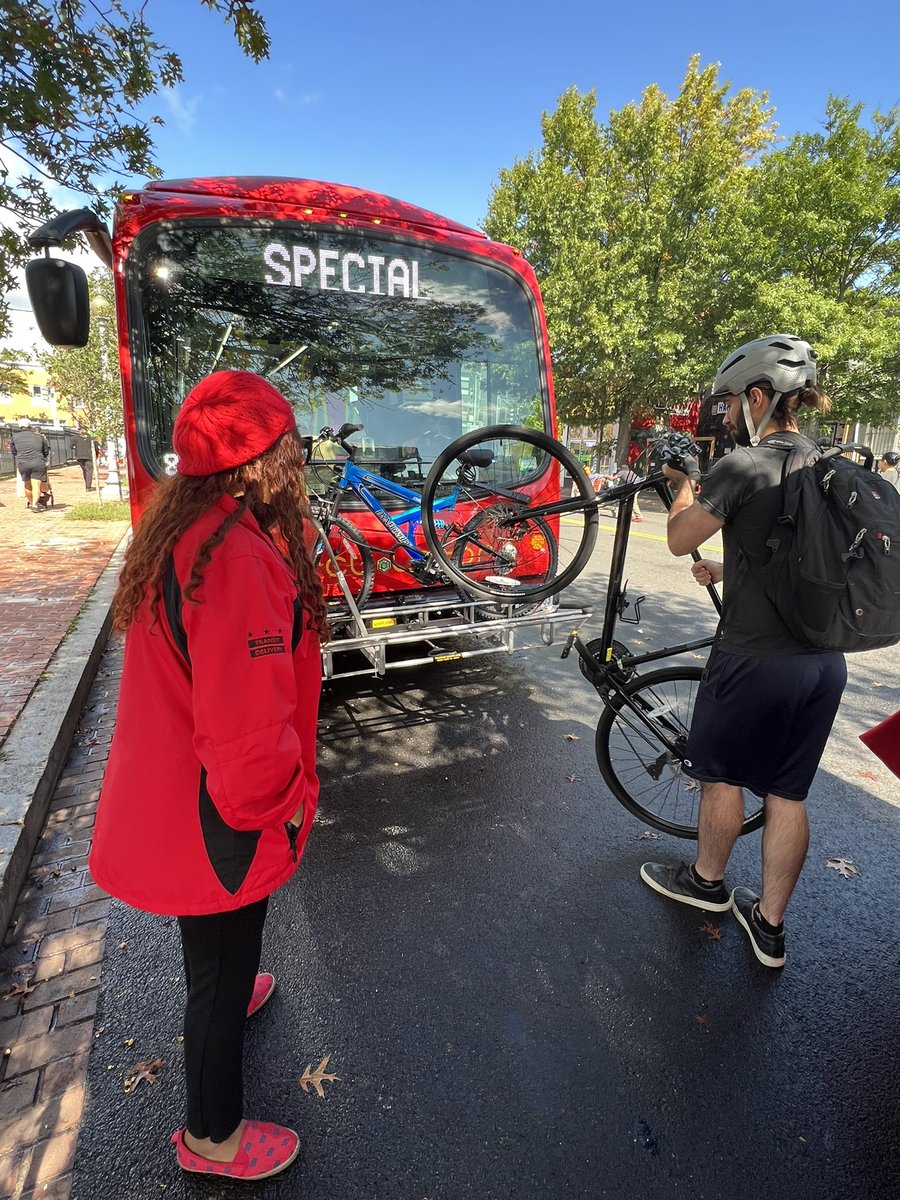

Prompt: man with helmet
xmin=640 ymin=335 xmax=847 ymax=969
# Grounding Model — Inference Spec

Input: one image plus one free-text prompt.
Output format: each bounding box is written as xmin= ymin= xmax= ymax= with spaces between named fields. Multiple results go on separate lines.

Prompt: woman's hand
xmin=691 ymin=558 xmax=724 ymax=587
xmin=288 ymin=801 xmax=305 ymax=830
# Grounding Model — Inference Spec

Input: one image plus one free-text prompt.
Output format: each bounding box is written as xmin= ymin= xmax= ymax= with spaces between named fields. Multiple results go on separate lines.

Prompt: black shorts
xmin=683 ymin=649 xmax=847 ymax=801
xmin=18 ymin=464 xmax=48 ymax=483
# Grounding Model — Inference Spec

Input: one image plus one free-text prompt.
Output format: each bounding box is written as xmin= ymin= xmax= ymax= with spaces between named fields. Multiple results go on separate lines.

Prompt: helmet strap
xmin=742 ymin=390 xmax=782 ymax=447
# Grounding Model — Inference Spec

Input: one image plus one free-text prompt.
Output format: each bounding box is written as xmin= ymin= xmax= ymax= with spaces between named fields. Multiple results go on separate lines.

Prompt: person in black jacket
xmin=72 ymin=425 xmax=100 ymax=490
xmin=11 ymin=425 xmax=52 ymax=509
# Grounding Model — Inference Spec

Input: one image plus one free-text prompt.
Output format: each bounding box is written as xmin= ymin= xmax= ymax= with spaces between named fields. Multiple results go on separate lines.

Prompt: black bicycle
xmin=419 ymin=425 xmax=765 ymax=839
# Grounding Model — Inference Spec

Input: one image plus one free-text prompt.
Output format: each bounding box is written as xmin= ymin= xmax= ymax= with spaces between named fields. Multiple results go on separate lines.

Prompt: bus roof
xmin=142 ymin=177 xmax=487 ymax=240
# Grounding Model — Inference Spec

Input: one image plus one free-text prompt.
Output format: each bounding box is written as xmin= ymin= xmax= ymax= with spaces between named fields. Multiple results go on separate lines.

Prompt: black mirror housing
xmin=25 ymin=257 xmax=91 ymax=347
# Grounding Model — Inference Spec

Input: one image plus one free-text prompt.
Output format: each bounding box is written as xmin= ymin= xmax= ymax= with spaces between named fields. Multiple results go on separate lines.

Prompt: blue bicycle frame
xmin=329 ymin=458 xmax=460 ymax=560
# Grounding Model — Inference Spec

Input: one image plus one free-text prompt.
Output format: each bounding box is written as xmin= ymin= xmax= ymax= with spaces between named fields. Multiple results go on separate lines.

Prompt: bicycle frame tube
xmin=338 ymin=460 xmax=460 ymax=561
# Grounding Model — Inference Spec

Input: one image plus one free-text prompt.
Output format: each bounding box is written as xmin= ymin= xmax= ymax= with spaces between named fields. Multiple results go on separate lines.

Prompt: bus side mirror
xmin=25 ymin=257 xmax=90 ymax=347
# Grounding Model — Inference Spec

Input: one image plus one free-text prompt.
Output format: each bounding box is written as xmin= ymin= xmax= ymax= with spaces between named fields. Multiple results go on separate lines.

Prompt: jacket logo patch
xmin=248 ymin=628 xmax=286 ymax=658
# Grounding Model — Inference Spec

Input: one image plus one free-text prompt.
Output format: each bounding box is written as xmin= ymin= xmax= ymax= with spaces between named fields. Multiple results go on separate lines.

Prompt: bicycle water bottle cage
xmin=617 ymin=584 xmax=645 ymax=625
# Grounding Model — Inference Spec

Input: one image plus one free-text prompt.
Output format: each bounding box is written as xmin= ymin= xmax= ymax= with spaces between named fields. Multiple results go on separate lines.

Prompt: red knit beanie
xmin=173 ymin=371 xmax=296 ymax=476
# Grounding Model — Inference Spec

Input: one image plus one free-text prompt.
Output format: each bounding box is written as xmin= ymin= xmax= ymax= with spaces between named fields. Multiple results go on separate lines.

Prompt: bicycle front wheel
xmin=595 ymin=666 xmax=765 ymax=839
xmin=313 ymin=516 xmax=374 ymax=611
xmin=421 ymin=424 xmax=598 ymax=602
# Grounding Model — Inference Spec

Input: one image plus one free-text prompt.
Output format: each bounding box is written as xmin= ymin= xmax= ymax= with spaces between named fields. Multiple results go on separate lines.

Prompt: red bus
xmin=25 ymin=178 xmax=588 ymax=676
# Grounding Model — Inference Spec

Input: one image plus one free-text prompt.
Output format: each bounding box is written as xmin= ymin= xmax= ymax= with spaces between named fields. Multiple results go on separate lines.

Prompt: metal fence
xmin=0 ymin=424 xmax=77 ymax=477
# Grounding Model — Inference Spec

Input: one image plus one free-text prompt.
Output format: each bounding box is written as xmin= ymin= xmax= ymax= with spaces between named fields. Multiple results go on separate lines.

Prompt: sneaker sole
xmin=640 ymin=865 xmax=732 ymax=912
xmin=732 ymin=899 xmax=785 ymax=968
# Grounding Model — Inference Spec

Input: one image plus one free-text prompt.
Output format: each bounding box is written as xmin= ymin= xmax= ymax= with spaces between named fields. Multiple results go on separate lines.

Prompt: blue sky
xmin=136 ymin=0 xmax=900 ymax=232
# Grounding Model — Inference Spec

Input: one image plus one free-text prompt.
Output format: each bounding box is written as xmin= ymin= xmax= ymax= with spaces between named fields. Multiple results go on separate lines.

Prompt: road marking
xmin=561 ymin=517 xmax=721 ymax=553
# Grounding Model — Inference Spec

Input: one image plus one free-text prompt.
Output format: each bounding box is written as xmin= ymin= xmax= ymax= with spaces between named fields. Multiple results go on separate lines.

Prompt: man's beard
xmin=725 ymin=405 xmax=752 ymax=447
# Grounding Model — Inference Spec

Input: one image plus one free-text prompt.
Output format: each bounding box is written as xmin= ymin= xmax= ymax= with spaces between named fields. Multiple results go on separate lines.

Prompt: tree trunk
xmin=615 ymin=395 xmax=636 ymax=466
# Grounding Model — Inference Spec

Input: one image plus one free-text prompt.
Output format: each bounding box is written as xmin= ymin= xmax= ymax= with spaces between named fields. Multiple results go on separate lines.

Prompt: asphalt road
xmin=72 ymin=502 xmax=900 ymax=1200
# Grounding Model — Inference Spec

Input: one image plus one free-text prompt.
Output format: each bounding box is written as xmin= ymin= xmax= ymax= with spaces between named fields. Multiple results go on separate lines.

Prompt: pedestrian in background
xmin=72 ymin=424 xmax=100 ymax=491
xmin=879 ymin=450 xmax=900 ymax=493
xmin=89 ymin=371 xmax=326 ymax=1181
xmin=11 ymin=424 xmax=52 ymax=509
xmin=640 ymin=335 xmax=845 ymax=969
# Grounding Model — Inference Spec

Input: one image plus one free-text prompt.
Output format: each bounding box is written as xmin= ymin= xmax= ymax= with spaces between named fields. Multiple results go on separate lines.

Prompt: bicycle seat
xmin=457 ymin=448 xmax=494 ymax=468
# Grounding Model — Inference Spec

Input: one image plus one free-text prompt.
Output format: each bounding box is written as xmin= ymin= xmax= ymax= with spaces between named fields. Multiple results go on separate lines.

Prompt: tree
xmin=41 ymin=270 xmax=121 ymax=497
xmin=736 ymin=96 xmax=900 ymax=429
xmin=0 ymin=1 xmax=270 ymax=337
xmin=484 ymin=58 xmax=776 ymax=462
xmin=0 ymin=346 xmax=26 ymax=395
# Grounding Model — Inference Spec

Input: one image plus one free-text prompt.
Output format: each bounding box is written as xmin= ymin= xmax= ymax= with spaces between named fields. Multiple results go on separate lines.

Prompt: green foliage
xmin=0 ymin=346 xmax=26 ymax=394
xmin=485 ymin=58 xmax=777 ymax=461
xmin=0 ymin=0 xmax=270 ymax=337
xmin=486 ymin=62 xmax=900 ymax=454
xmin=63 ymin=499 xmax=130 ymax=521
xmin=738 ymin=96 xmax=900 ymax=427
xmin=40 ymin=271 xmax=121 ymax=442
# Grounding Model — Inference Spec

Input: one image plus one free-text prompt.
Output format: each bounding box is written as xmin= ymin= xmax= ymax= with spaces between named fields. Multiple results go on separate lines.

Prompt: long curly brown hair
xmin=113 ymin=429 xmax=327 ymax=640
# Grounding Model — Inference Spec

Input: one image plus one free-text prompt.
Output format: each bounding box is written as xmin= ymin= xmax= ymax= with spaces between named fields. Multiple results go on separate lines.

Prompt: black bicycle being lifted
xmin=419 ymin=424 xmax=766 ymax=840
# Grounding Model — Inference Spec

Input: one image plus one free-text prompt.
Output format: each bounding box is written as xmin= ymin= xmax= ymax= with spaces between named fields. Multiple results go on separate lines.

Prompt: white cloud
xmin=162 ymin=86 xmax=201 ymax=136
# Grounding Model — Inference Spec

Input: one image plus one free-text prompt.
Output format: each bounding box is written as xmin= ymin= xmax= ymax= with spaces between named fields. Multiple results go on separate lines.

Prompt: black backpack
xmin=754 ymin=434 xmax=900 ymax=653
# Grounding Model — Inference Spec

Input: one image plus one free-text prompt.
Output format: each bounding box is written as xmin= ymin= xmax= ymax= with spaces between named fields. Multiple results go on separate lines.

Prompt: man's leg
xmin=640 ymin=782 xmax=744 ymax=912
xmin=22 ymin=476 xmax=33 ymax=507
xmin=758 ymin=794 xmax=808 ymax=926
xmin=695 ymin=782 xmax=745 ymax=881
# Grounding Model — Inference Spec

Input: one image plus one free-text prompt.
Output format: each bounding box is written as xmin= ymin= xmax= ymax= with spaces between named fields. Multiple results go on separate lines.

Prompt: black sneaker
xmin=640 ymin=861 xmax=732 ymax=912
xmin=731 ymin=888 xmax=786 ymax=968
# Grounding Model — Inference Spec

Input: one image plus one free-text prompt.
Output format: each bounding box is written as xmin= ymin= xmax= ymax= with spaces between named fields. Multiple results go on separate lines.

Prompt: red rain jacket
xmin=89 ymin=497 xmax=321 ymax=916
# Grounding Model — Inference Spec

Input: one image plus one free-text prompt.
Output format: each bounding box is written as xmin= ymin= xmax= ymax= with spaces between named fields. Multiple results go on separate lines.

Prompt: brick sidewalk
xmin=0 ymin=466 xmax=129 ymax=748
xmin=0 ymin=636 xmax=122 ymax=1199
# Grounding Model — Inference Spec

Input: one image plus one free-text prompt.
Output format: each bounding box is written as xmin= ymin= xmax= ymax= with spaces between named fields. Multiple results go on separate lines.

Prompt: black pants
xmin=77 ymin=458 xmax=93 ymax=489
xmin=178 ymin=896 xmax=268 ymax=1142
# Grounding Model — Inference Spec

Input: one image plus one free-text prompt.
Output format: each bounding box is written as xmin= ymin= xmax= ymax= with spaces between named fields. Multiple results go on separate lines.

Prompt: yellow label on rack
xmin=370 ymin=617 xmax=397 ymax=629
xmin=433 ymin=652 xmax=462 ymax=662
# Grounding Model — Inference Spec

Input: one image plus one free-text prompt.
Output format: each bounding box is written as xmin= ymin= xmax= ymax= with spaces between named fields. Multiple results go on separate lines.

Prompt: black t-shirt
xmin=11 ymin=430 xmax=50 ymax=467
xmin=696 ymin=432 xmax=819 ymax=656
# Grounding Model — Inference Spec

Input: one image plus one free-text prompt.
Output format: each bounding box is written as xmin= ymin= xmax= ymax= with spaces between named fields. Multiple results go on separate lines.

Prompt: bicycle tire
xmin=421 ymin=424 xmax=598 ymax=602
xmin=594 ymin=665 xmax=765 ymax=839
xmin=313 ymin=516 xmax=375 ymax=610
xmin=449 ymin=504 xmax=559 ymax=615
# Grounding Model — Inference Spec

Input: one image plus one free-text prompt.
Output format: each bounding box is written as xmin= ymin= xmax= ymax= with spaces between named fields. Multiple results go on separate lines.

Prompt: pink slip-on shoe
xmin=247 ymin=972 xmax=275 ymax=1018
xmin=171 ymin=1120 xmax=300 ymax=1180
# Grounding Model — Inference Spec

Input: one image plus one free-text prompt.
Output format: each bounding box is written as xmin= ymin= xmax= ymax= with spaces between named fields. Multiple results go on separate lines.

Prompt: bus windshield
xmin=127 ymin=221 xmax=548 ymax=476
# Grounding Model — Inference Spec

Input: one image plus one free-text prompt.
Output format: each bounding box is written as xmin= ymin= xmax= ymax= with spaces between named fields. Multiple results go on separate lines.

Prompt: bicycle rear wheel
xmin=594 ymin=666 xmax=765 ymax=839
xmin=313 ymin=516 xmax=374 ymax=611
xmin=421 ymin=425 xmax=598 ymax=603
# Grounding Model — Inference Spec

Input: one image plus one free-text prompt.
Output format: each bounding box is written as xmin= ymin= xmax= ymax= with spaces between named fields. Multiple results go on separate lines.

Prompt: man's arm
xmin=664 ymin=467 xmax=723 ymax=556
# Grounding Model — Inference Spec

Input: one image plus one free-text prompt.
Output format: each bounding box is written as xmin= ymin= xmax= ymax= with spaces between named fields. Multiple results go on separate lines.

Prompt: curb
xmin=0 ymin=532 xmax=129 ymax=937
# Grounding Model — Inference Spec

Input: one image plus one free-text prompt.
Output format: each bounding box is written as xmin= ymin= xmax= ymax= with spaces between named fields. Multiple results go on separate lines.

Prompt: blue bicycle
xmin=308 ymin=422 xmax=571 ymax=611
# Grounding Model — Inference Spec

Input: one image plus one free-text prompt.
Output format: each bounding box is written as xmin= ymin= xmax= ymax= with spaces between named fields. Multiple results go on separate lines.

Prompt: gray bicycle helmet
xmin=711 ymin=334 xmax=818 ymax=446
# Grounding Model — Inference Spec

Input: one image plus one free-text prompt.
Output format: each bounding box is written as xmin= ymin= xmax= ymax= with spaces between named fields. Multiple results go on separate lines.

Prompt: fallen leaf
xmin=682 ymin=780 xmax=700 ymax=791
xmin=694 ymin=1013 xmax=711 ymax=1026
xmin=563 ymin=733 xmax=580 ymax=742
xmin=699 ymin=921 xmax=722 ymax=941
xmin=826 ymin=856 xmax=860 ymax=880
xmin=2 ymin=978 xmax=38 ymax=1001
xmin=690 ymin=654 xmax=705 ymax=660
xmin=124 ymin=1037 xmax=135 ymax=1047
xmin=124 ymin=1058 xmax=164 ymax=1094
xmin=857 ymin=770 xmax=878 ymax=780
xmin=299 ymin=1055 xmax=340 ymax=1099
xmin=118 ymin=941 xmax=128 ymax=950
xmin=638 ymin=831 xmax=661 ymax=841
xmin=565 ymin=773 xmax=577 ymax=783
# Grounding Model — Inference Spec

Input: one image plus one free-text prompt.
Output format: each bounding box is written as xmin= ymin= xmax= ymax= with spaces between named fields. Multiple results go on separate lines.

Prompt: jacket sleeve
xmin=181 ymin=543 xmax=312 ymax=832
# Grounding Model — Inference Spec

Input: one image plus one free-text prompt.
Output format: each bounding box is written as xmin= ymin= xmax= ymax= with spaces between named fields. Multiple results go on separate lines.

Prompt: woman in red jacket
xmin=89 ymin=370 xmax=325 ymax=1181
